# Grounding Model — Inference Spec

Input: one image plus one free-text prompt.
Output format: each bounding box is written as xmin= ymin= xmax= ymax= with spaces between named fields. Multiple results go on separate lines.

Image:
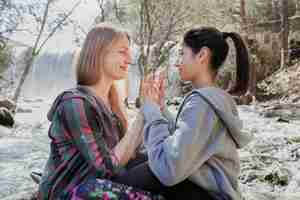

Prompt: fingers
xmin=142 ymin=69 xmax=167 ymax=106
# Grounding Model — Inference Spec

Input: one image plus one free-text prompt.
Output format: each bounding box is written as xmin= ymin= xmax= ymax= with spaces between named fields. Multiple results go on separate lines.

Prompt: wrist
xmin=160 ymin=103 xmax=165 ymax=111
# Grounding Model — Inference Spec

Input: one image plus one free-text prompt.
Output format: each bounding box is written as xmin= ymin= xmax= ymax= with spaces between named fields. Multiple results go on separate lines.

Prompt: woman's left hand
xmin=142 ymin=71 xmax=166 ymax=110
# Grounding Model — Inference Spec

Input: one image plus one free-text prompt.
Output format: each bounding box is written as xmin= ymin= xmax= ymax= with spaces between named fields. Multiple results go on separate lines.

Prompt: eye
xmin=119 ymin=50 xmax=127 ymax=55
xmin=178 ymin=49 xmax=183 ymax=56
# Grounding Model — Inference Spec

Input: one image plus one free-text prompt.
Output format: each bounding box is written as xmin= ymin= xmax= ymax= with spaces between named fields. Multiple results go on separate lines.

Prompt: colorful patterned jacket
xmin=38 ymin=85 xmax=124 ymax=200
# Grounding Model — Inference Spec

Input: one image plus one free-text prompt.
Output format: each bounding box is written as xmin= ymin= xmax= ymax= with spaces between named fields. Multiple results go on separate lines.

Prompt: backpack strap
xmin=175 ymin=91 xmax=240 ymax=148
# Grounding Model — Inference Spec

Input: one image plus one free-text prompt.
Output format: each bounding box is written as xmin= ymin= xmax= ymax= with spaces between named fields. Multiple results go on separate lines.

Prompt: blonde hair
xmin=76 ymin=23 xmax=129 ymax=135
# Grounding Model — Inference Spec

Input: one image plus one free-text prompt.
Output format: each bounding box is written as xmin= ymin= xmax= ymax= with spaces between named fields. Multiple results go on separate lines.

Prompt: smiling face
xmin=76 ymin=25 xmax=132 ymax=86
xmin=102 ymin=35 xmax=132 ymax=81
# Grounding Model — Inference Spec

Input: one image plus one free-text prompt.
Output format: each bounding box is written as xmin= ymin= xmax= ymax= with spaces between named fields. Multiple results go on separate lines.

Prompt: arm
xmin=61 ymin=98 xmax=144 ymax=178
xmin=142 ymin=94 xmax=221 ymax=186
xmin=61 ymin=98 xmax=121 ymax=177
xmin=113 ymin=111 xmax=144 ymax=166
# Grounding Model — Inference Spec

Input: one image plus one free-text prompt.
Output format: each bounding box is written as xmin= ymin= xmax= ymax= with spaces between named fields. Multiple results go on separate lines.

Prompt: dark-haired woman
xmin=114 ymin=27 xmax=252 ymax=200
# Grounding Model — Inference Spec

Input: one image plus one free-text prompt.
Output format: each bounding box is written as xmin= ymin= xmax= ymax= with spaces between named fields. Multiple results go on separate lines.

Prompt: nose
xmin=175 ymin=56 xmax=183 ymax=67
xmin=175 ymin=63 xmax=183 ymax=69
xmin=126 ymin=51 xmax=133 ymax=65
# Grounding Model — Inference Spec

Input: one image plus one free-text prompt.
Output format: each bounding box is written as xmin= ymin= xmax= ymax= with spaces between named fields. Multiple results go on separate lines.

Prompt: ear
xmin=196 ymin=47 xmax=210 ymax=64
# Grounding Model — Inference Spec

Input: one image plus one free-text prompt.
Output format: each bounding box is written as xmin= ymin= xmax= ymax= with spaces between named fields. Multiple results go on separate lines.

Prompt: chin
xmin=180 ymin=74 xmax=188 ymax=82
xmin=114 ymin=74 xmax=127 ymax=81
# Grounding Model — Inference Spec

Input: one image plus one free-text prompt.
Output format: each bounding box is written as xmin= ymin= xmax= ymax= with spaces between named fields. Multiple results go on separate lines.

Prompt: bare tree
xmin=94 ymin=0 xmax=126 ymax=25
xmin=296 ymin=0 xmax=300 ymax=16
xmin=0 ymin=0 xmax=26 ymax=47
xmin=281 ymin=0 xmax=289 ymax=69
xmin=124 ymin=0 xmax=192 ymax=100
xmin=12 ymin=0 xmax=82 ymax=103
xmin=134 ymin=0 xmax=191 ymax=74
xmin=95 ymin=0 xmax=106 ymax=23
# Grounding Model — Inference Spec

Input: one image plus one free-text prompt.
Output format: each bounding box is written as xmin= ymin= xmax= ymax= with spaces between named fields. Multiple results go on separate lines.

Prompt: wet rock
xmin=263 ymin=167 xmax=291 ymax=186
xmin=166 ymin=97 xmax=183 ymax=106
xmin=0 ymin=107 xmax=14 ymax=127
xmin=135 ymin=97 xmax=142 ymax=108
xmin=233 ymin=92 xmax=256 ymax=105
xmin=261 ymin=103 xmax=300 ymax=120
xmin=276 ymin=117 xmax=290 ymax=123
xmin=16 ymin=107 xmax=33 ymax=113
xmin=264 ymin=172 xmax=287 ymax=186
xmin=23 ymin=98 xmax=44 ymax=103
xmin=0 ymin=99 xmax=16 ymax=111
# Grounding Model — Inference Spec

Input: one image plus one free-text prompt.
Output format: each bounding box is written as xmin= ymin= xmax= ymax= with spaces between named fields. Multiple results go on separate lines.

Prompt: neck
xmin=88 ymin=77 xmax=113 ymax=106
xmin=192 ymin=73 xmax=216 ymax=89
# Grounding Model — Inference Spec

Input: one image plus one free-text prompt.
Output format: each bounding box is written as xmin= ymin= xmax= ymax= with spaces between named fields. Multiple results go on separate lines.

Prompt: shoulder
xmin=191 ymin=87 xmax=238 ymax=115
xmin=56 ymin=89 xmax=98 ymax=118
xmin=183 ymin=90 xmax=209 ymax=108
xmin=178 ymin=92 xmax=211 ymax=117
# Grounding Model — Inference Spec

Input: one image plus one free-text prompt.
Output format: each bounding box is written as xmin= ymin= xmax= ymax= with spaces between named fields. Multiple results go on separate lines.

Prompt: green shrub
xmin=0 ymin=45 xmax=11 ymax=74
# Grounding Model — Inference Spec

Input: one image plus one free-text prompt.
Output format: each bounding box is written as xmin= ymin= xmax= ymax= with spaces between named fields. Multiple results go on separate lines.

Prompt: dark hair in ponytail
xmin=183 ymin=27 xmax=250 ymax=94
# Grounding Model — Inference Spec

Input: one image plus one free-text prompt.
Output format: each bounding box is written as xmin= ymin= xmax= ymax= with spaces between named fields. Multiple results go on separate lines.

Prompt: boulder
xmin=0 ymin=98 xmax=16 ymax=111
xmin=0 ymin=107 xmax=14 ymax=127
xmin=16 ymin=107 xmax=33 ymax=113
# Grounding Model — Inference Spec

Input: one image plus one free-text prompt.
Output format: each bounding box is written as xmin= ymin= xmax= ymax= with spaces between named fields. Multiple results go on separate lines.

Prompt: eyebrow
xmin=119 ymin=47 xmax=129 ymax=50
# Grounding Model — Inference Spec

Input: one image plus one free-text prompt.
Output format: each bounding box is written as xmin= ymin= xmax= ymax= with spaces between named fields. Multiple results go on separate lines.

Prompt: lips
xmin=120 ymin=66 xmax=128 ymax=71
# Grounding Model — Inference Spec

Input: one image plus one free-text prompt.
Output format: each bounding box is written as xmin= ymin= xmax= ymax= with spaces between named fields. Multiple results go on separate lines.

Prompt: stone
xmin=0 ymin=107 xmax=14 ymax=127
xmin=16 ymin=107 xmax=33 ymax=113
xmin=0 ymin=99 xmax=16 ymax=111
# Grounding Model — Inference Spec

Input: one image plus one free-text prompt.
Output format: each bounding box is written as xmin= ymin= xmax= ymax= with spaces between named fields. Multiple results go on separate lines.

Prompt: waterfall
xmin=21 ymin=49 xmax=76 ymax=101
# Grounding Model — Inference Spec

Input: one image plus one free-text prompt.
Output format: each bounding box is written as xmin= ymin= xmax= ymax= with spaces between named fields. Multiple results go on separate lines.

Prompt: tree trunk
xmin=271 ymin=0 xmax=281 ymax=32
xmin=240 ymin=0 xmax=256 ymax=96
xmin=12 ymin=0 xmax=80 ymax=106
xmin=12 ymin=0 xmax=51 ymax=106
xmin=296 ymin=0 xmax=300 ymax=16
xmin=240 ymin=0 xmax=247 ymax=33
xmin=281 ymin=0 xmax=289 ymax=69
xmin=12 ymin=51 xmax=34 ymax=103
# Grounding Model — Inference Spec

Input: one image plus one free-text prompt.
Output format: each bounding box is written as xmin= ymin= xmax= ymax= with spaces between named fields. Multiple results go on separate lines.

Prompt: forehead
xmin=182 ymin=45 xmax=193 ymax=53
xmin=112 ymin=34 xmax=130 ymax=49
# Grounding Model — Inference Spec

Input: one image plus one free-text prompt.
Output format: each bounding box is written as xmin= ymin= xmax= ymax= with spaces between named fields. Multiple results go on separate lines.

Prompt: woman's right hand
xmin=157 ymin=70 xmax=166 ymax=111
xmin=143 ymin=70 xmax=166 ymax=111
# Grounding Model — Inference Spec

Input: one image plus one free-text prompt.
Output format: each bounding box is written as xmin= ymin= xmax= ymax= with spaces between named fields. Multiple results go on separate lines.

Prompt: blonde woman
xmin=37 ymin=24 xmax=163 ymax=200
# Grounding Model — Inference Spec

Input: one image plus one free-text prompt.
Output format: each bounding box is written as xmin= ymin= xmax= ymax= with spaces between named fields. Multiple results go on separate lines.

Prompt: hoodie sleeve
xmin=162 ymin=106 xmax=176 ymax=133
xmin=142 ymin=94 xmax=222 ymax=186
xmin=60 ymin=98 xmax=121 ymax=178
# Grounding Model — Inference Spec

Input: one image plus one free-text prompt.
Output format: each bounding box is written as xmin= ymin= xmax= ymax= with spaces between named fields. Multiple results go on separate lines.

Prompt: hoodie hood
xmin=47 ymin=86 xmax=100 ymax=122
xmin=192 ymin=87 xmax=253 ymax=149
xmin=47 ymin=88 xmax=81 ymax=122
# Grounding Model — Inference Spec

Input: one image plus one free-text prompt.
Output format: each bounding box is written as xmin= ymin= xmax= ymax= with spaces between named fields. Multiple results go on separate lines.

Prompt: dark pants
xmin=113 ymin=153 xmax=218 ymax=200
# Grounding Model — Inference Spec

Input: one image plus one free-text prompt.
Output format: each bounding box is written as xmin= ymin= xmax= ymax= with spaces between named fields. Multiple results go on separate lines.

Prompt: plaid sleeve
xmin=60 ymin=98 xmax=121 ymax=177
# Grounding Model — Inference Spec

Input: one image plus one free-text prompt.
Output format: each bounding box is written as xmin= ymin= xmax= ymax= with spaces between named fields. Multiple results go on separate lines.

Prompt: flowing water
xmin=1 ymin=47 xmax=300 ymax=199
xmin=0 ymin=48 xmax=76 ymax=199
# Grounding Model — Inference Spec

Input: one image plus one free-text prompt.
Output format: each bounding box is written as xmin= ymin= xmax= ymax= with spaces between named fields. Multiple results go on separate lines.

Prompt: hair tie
xmin=222 ymin=32 xmax=231 ymax=40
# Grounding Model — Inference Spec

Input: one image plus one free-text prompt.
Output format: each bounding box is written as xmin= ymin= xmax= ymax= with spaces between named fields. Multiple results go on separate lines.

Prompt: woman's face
xmin=102 ymin=35 xmax=132 ymax=81
xmin=176 ymin=45 xmax=199 ymax=82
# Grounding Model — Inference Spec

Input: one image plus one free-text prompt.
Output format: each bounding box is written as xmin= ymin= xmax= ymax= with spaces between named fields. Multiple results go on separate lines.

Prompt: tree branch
xmin=35 ymin=0 xmax=81 ymax=55
xmin=32 ymin=0 xmax=52 ymax=56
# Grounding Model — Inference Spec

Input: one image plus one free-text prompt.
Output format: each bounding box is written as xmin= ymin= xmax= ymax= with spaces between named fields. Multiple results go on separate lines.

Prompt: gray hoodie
xmin=141 ymin=87 xmax=252 ymax=200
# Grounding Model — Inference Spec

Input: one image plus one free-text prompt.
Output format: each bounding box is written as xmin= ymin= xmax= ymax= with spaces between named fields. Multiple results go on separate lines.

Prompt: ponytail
xmin=184 ymin=27 xmax=250 ymax=95
xmin=223 ymin=32 xmax=250 ymax=95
